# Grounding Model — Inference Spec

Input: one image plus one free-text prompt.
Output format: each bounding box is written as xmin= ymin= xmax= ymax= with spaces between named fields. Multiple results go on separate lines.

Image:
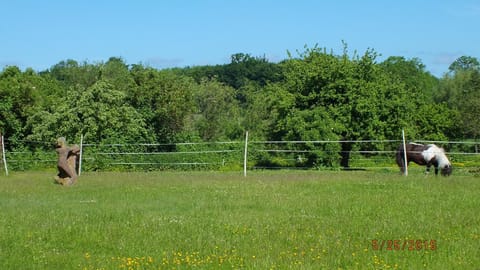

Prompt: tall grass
xmin=0 ymin=171 xmax=479 ymax=269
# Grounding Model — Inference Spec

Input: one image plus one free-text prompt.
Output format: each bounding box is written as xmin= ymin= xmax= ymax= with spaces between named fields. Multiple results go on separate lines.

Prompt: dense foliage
xmin=1 ymin=46 xmax=478 ymax=169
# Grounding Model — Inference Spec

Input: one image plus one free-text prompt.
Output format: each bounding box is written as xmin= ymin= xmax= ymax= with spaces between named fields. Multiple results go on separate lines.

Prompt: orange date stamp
xmin=371 ymin=239 xmax=436 ymax=251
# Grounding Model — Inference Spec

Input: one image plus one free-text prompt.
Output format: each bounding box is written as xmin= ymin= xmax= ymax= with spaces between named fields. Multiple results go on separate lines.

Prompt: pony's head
xmin=441 ymin=164 xmax=452 ymax=176
xmin=429 ymin=144 xmax=452 ymax=176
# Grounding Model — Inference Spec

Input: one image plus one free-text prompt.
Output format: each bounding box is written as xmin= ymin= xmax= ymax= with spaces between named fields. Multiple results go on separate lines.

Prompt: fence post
xmin=78 ymin=134 xmax=83 ymax=176
xmin=1 ymin=134 xmax=8 ymax=176
xmin=244 ymin=131 xmax=248 ymax=177
xmin=402 ymin=129 xmax=408 ymax=176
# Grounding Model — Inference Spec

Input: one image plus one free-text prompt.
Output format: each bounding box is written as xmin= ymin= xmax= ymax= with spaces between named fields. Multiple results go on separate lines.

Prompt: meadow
xmin=0 ymin=170 xmax=479 ymax=269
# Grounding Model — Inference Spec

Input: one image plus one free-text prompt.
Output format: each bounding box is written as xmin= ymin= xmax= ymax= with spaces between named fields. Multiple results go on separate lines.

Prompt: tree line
xmin=1 ymin=45 xmax=479 ymax=168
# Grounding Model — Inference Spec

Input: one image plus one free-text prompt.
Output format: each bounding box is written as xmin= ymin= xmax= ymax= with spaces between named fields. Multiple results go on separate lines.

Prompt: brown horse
xmin=396 ymin=143 xmax=452 ymax=176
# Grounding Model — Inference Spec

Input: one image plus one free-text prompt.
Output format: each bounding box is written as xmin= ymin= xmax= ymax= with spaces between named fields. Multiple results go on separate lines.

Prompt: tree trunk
xmin=340 ymin=142 xmax=353 ymax=168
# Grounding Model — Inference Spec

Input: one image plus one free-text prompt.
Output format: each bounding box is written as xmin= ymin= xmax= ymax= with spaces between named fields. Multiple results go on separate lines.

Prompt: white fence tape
xmin=1 ymin=137 xmax=479 ymax=174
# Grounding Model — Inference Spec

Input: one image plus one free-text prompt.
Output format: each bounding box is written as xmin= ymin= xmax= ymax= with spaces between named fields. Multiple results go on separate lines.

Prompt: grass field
xmin=0 ymin=170 xmax=479 ymax=269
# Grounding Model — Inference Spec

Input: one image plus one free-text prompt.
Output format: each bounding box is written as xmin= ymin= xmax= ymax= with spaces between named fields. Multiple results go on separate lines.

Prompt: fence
xmin=1 ymin=134 xmax=8 ymax=176
xmin=1 ymin=134 xmax=480 ymax=176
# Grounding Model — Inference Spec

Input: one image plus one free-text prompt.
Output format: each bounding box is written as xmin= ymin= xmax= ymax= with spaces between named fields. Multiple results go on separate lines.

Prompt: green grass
xmin=0 ymin=171 xmax=479 ymax=269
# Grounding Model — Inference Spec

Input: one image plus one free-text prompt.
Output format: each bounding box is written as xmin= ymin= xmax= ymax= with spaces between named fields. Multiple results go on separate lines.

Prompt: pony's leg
xmin=396 ymin=156 xmax=405 ymax=174
xmin=399 ymin=161 xmax=408 ymax=175
xmin=434 ymin=166 xmax=439 ymax=175
xmin=425 ymin=165 xmax=431 ymax=175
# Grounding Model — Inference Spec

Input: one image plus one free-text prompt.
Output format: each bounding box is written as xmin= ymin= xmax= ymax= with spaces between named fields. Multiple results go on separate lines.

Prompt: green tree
xmin=268 ymin=45 xmax=454 ymax=168
xmin=129 ymin=66 xmax=196 ymax=142
xmin=0 ymin=66 xmax=62 ymax=148
xmin=379 ymin=56 xmax=439 ymax=100
xmin=101 ymin=57 xmax=136 ymax=93
xmin=47 ymin=59 xmax=100 ymax=88
xmin=0 ymin=66 xmax=28 ymax=145
xmin=27 ymin=80 xmax=152 ymax=144
xmin=245 ymin=73 xmax=341 ymax=168
xmin=437 ymin=62 xmax=480 ymax=139
xmin=448 ymin=56 xmax=480 ymax=73
xmin=176 ymin=53 xmax=283 ymax=107
xmin=244 ymin=82 xmax=295 ymax=141
xmin=223 ymin=53 xmax=282 ymax=89
xmin=187 ymin=79 xmax=243 ymax=141
xmin=179 ymin=53 xmax=282 ymax=90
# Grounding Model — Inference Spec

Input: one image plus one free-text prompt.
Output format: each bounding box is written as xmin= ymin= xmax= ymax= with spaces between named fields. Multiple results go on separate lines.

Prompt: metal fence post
xmin=402 ymin=129 xmax=408 ymax=176
xmin=1 ymin=135 xmax=8 ymax=176
xmin=244 ymin=131 xmax=248 ymax=177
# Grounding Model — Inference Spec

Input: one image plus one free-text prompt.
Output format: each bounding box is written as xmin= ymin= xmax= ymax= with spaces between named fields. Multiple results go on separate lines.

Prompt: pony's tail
xmin=396 ymin=145 xmax=406 ymax=173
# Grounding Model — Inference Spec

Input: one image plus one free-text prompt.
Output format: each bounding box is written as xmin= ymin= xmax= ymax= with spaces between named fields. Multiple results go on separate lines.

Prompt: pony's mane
xmin=426 ymin=144 xmax=450 ymax=167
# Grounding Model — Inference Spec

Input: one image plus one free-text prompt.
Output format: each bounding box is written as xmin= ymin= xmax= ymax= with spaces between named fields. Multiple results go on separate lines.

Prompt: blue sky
xmin=1 ymin=0 xmax=479 ymax=77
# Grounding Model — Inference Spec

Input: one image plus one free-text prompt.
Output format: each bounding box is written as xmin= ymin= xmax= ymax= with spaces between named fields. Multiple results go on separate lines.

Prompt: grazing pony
xmin=396 ymin=143 xmax=452 ymax=176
